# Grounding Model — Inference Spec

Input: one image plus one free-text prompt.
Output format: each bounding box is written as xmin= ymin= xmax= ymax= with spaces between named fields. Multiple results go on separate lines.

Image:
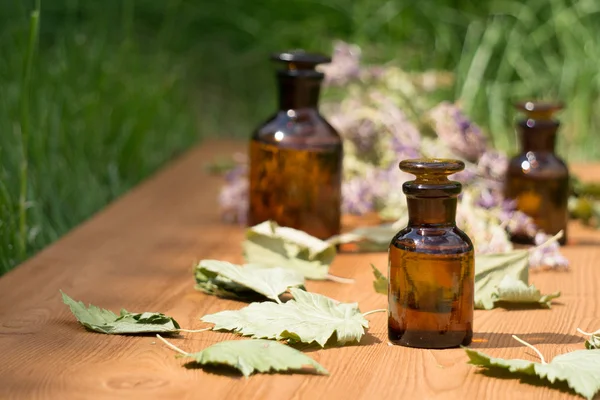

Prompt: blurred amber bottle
xmin=505 ymin=102 xmax=569 ymax=245
xmin=388 ymin=159 xmax=474 ymax=349
xmin=247 ymin=51 xmax=342 ymax=240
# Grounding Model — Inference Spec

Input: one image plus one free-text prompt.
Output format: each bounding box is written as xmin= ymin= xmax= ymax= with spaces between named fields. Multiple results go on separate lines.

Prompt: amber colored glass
xmin=248 ymin=51 xmax=343 ymax=240
xmin=388 ymin=159 xmax=474 ymax=349
xmin=505 ymin=101 xmax=569 ymax=245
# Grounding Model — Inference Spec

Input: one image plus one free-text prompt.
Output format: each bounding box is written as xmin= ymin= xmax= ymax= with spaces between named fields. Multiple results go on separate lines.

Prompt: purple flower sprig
xmin=320 ymin=41 xmax=362 ymax=87
xmin=218 ymin=164 xmax=249 ymax=225
xmin=529 ymin=232 xmax=569 ymax=270
xmin=427 ymin=102 xmax=488 ymax=162
xmin=500 ymin=200 xmax=538 ymax=238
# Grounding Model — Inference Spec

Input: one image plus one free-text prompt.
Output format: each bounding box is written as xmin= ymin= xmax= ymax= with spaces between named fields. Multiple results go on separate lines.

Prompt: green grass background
xmin=1 ymin=0 xmax=599 ymax=274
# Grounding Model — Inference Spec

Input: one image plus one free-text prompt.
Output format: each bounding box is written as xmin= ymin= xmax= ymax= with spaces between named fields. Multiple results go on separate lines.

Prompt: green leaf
xmin=182 ymin=339 xmax=328 ymax=377
xmin=201 ymin=287 xmax=369 ymax=347
xmin=194 ymin=260 xmax=305 ymax=303
xmin=61 ymin=291 xmax=180 ymax=334
xmin=465 ymin=348 xmax=600 ymax=400
xmin=242 ymin=220 xmax=336 ymax=280
xmin=474 ymin=250 xmax=529 ymax=309
xmin=493 ymin=276 xmax=561 ymax=308
xmin=371 ymin=264 xmax=387 ymax=295
xmin=586 ymin=335 xmax=600 ymax=350
xmin=327 ymin=224 xmax=398 ymax=252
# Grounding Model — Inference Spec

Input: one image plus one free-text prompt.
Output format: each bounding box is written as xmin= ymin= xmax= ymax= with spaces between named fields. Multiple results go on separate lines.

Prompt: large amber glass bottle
xmin=248 ymin=51 xmax=342 ymax=240
xmin=388 ymin=159 xmax=474 ymax=349
xmin=505 ymin=102 xmax=569 ymax=245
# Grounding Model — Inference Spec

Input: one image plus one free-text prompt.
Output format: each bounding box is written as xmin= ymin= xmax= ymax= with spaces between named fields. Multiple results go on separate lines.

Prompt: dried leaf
xmin=371 ymin=264 xmax=387 ymax=295
xmin=61 ymin=291 xmax=180 ymax=334
xmin=466 ymin=348 xmax=600 ymax=400
xmin=243 ymin=221 xmax=336 ymax=280
xmin=202 ymin=288 xmax=369 ymax=347
xmin=194 ymin=260 xmax=305 ymax=303
xmin=493 ymin=275 xmax=560 ymax=308
xmin=474 ymin=250 xmax=529 ymax=309
xmin=181 ymin=339 xmax=328 ymax=377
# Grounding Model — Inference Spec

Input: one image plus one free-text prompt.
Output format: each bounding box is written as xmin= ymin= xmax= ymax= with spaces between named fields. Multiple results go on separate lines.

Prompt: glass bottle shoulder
xmin=252 ymin=109 xmax=342 ymax=149
xmin=507 ymin=151 xmax=569 ymax=179
xmin=390 ymin=226 xmax=473 ymax=255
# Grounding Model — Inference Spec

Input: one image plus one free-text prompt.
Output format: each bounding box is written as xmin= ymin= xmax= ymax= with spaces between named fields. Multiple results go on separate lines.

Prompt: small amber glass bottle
xmin=248 ymin=50 xmax=343 ymax=240
xmin=388 ymin=159 xmax=474 ymax=349
xmin=505 ymin=102 xmax=569 ymax=245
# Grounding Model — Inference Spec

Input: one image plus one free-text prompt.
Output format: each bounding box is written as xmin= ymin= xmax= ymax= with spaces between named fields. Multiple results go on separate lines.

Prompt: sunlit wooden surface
xmin=0 ymin=140 xmax=599 ymax=399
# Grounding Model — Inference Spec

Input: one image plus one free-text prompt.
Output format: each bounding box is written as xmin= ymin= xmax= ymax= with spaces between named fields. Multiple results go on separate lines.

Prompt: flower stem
xmin=156 ymin=334 xmax=189 ymax=356
xmin=528 ymin=230 xmax=563 ymax=253
xmin=512 ymin=334 xmax=547 ymax=364
xmin=362 ymin=309 xmax=386 ymax=317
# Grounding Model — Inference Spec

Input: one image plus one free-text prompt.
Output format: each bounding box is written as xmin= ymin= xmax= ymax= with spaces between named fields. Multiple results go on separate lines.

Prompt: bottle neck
xmin=518 ymin=119 xmax=558 ymax=153
xmin=277 ymin=71 xmax=322 ymax=110
xmin=406 ymin=197 xmax=457 ymax=227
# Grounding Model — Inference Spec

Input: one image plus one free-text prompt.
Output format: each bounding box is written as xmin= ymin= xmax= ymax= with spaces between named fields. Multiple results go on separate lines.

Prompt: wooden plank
xmin=0 ymin=140 xmax=599 ymax=400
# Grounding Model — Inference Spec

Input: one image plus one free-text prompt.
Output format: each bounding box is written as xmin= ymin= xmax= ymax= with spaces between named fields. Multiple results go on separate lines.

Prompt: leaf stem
xmin=326 ymin=273 xmax=355 ymax=284
xmin=512 ymin=334 xmax=547 ymax=364
xmin=576 ymin=327 xmax=600 ymax=336
xmin=178 ymin=328 xmax=212 ymax=333
xmin=362 ymin=309 xmax=386 ymax=317
xmin=156 ymin=334 xmax=189 ymax=356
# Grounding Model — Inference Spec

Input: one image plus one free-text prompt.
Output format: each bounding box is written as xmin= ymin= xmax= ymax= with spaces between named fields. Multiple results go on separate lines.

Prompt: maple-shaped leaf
xmin=242 ymin=220 xmax=336 ymax=280
xmin=194 ymin=260 xmax=305 ymax=303
xmin=493 ymin=275 xmax=561 ymax=308
xmin=61 ymin=291 xmax=180 ymax=334
xmin=327 ymin=224 xmax=398 ymax=252
xmin=474 ymin=250 xmax=530 ymax=309
xmin=180 ymin=339 xmax=328 ymax=377
xmin=466 ymin=348 xmax=600 ymax=400
xmin=201 ymin=287 xmax=369 ymax=347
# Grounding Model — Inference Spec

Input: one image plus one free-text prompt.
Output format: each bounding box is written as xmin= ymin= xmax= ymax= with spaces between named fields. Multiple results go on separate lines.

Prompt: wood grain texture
xmin=0 ymin=140 xmax=599 ymax=400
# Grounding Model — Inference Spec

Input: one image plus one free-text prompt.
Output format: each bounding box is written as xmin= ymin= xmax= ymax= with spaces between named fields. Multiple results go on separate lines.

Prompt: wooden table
xmin=1 ymin=141 xmax=599 ymax=400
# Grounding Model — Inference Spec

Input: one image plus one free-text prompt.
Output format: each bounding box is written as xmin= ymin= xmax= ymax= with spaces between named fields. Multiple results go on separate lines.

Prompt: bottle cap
xmin=400 ymin=158 xmax=465 ymax=180
xmin=271 ymin=50 xmax=331 ymax=72
xmin=400 ymin=158 xmax=464 ymax=197
xmin=515 ymin=101 xmax=563 ymax=121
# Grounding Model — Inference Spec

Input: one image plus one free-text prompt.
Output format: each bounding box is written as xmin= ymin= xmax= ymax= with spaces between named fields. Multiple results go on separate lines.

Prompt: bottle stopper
xmin=515 ymin=101 xmax=563 ymax=121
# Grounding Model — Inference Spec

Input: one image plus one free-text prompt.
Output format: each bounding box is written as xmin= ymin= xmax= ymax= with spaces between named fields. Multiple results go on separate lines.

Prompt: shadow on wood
xmin=470 ymin=331 xmax=584 ymax=349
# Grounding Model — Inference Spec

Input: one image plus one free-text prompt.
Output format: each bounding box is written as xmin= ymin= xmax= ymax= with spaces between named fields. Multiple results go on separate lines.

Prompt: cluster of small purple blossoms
xmin=499 ymin=200 xmax=538 ymax=238
xmin=342 ymin=171 xmax=380 ymax=215
xmin=477 ymin=150 xmax=509 ymax=182
xmin=344 ymin=118 xmax=378 ymax=154
xmin=319 ymin=40 xmax=362 ymax=87
xmin=529 ymin=232 xmax=569 ymax=270
xmin=427 ymin=102 xmax=488 ymax=162
xmin=218 ymin=163 xmax=248 ymax=224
